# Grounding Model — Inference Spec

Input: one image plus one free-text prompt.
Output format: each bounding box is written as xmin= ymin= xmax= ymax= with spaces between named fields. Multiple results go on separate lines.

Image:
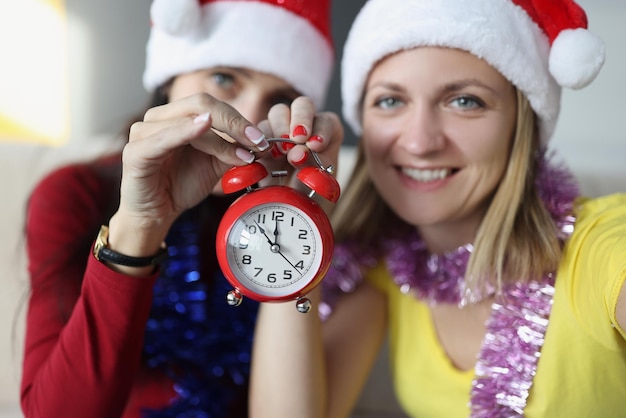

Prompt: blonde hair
xmin=332 ymin=90 xmax=562 ymax=296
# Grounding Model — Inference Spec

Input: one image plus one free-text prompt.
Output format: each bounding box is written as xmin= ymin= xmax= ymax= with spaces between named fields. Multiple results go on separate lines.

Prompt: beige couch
xmin=0 ymin=139 xmax=122 ymax=418
xmin=1 ymin=142 xmax=624 ymax=418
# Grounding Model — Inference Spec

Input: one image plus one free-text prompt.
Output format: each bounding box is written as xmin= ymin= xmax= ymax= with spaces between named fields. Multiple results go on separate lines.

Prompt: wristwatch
xmin=93 ymin=225 xmax=168 ymax=268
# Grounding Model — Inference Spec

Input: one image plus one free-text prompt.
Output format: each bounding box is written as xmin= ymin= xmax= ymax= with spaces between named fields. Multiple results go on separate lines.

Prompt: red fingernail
xmin=280 ymin=142 xmax=295 ymax=152
xmin=308 ymin=135 xmax=324 ymax=144
xmin=292 ymin=125 xmax=307 ymax=137
xmin=293 ymin=152 xmax=308 ymax=166
xmin=280 ymin=134 xmax=290 ymax=138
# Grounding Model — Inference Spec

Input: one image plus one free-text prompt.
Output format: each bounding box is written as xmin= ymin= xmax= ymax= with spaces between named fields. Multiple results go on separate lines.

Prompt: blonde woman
xmin=250 ymin=0 xmax=626 ymax=417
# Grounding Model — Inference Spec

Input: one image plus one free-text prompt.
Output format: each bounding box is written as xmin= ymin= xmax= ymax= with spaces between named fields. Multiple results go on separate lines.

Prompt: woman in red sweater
xmin=20 ymin=1 xmax=340 ymax=417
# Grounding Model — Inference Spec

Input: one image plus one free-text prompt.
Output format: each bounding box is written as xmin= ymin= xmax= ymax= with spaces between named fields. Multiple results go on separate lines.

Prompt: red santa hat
xmin=341 ymin=0 xmax=605 ymax=143
xmin=143 ymin=0 xmax=334 ymax=109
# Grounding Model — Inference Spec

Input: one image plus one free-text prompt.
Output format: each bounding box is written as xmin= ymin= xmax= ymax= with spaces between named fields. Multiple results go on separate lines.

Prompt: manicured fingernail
xmin=271 ymin=143 xmax=282 ymax=158
xmin=280 ymin=142 xmax=295 ymax=152
xmin=245 ymin=126 xmax=269 ymax=151
xmin=292 ymin=125 xmax=307 ymax=137
xmin=193 ymin=112 xmax=211 ymax=124
xmin=280 ymin=134 xmax=290 ymax=139
xmin=235 ymin=148 xmax=255 ymax=164
xmin=293 ymin=149 xmax=308 ymax=166
xmin=308 ymin=135 xmax=324 ymax=144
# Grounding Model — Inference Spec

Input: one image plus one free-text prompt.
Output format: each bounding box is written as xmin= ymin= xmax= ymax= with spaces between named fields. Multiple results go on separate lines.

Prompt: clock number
xmin=295 ymin=261 xmax=304 ymax=270
xmin=283 ymin=270 xmax=293 ymax=280
xmin=302 ymin=245 xmax=311 ymax=255
xmin=290 ymin=217 xmax=295 ymax=227
xmin=267 ymin=273 xmax=277 ymax=283
xmin=257 ymin=214 xmax=266 ymax=224
xmin=254 ymin=267 xmax=263 ymax=277
xmin=248 ymin=225 xmax=257 ymax=235
xmin=272 ymin=211 xmax=284 ymax=222
xmin=298 ymin=230 xmax=308 ymax=239
xmin=242 ymin=255 xmax=252 ymax=265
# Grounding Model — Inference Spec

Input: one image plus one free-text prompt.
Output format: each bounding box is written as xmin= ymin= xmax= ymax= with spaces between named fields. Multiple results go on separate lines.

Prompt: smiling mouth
xmin=400 ymin=167 xmax=454 ymax=182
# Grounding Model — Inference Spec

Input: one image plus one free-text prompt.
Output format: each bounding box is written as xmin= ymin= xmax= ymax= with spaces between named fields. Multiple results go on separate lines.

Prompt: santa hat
xmin=341 ymin=0 xmax=605 ymax=143
xmin=143 ymin=0 xmax=334 ymax=109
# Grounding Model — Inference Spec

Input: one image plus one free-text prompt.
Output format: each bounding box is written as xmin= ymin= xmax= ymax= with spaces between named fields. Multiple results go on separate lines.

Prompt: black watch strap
xmin=93 ymin=225 xmax=168 ymax=268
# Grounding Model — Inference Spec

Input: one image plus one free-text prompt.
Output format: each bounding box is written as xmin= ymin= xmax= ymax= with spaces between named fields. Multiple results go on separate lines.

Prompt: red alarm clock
xmin=216 ymin=139 xmax=340 ymax=313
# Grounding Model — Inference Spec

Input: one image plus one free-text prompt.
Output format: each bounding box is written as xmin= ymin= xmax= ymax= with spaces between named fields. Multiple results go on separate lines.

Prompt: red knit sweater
xmin=21 ymin=158 xmax=176 ymax=417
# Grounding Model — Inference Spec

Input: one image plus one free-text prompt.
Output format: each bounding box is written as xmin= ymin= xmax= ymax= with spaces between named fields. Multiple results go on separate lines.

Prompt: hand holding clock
xmin=114 ymin=94 xmax=273 ymax=233
xmin=105 ymin=94 xmax=343 ymax=277
xmin=257 ymin=96 xmax=344 ymax=190
xmin=105 ymin=94 xmax=278 ymax=275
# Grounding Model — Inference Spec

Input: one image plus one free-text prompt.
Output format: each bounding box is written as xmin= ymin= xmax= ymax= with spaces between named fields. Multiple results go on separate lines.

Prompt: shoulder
xmin=26 ymin=155 xmax=122 ymax=242
xmin=572 ymin=194 xmax=626 ymax=242
xmin=577 ymin=193 xmax=626 ymax=217
xmin=31 ymin=154 xmax=120 ymax=199
xmin=562 ymin=193 xmax=626 ymax=289
xmin=28 ymin=155 xmax=121 ymax=215
xmin=558 ymin=194 xmax=626 ymax=345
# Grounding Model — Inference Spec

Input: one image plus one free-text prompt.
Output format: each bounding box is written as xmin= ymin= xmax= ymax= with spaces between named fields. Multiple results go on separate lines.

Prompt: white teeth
xmin=401 ymin=167 xmax=450 ymax=182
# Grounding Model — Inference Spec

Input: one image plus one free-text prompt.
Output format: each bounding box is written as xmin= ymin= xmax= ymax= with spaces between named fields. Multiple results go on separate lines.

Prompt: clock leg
xmin=226 ymin=289 xmax=244 ymax=306
xmin=296 ymin=297 xmax=312 ymax=313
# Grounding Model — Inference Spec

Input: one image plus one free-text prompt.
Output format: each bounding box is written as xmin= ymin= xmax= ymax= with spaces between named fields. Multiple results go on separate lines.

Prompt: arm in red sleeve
xmin=20 ymin=164 xmax=159 ymax=418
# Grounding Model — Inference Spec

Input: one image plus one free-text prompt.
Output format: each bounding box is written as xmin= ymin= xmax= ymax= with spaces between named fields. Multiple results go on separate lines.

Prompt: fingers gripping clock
xmin=216 ymin=139 xmax=340 ymax=313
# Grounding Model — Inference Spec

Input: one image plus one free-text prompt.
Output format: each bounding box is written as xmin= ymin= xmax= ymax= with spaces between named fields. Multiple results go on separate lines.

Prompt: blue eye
xmin=212 ymin=72 xmax=235 ymax=88
xmin=375 ymin=96 xmax=403 ymax=109
xmin=450 ymin=96 xmax=483 ymax=109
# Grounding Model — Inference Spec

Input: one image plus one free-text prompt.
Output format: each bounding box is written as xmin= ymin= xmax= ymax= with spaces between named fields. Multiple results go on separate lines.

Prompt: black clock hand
xmin=273 ymin=220 xmax=280 ymax=245
xmin=276 ymin=249 xmax=301 ymax=273
xmin=254 ymin=221 xmax=301 ymax=273
xmin=254 ymin=221 xmax=276 ymax=245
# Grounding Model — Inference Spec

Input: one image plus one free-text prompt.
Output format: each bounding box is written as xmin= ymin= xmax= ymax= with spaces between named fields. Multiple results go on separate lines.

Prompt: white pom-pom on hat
xmin=150 ymin=0 xmax=201 ymax=36
xmin=549 ymin=28 xmax=606 ymax=90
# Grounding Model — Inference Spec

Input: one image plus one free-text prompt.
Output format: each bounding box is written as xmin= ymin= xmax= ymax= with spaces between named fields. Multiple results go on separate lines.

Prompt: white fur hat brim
xmin=144 ymin=1 xmax=334 ymax=109
xmin=341 ymin=0 xmax=562 ymax=143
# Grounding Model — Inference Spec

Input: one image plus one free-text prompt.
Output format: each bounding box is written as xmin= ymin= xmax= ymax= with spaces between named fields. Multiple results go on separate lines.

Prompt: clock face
xmin=224 ymin=202 xmax=325 ymax=298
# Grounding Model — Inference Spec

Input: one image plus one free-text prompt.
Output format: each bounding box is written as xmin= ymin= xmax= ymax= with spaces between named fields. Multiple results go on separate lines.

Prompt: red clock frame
xmin=216 ymin=185 xmax=334 ymax=303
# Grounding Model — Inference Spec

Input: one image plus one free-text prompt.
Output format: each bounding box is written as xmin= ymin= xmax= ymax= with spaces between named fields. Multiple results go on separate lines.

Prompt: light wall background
xmin=549 ymin=0 xmax=626 ymax=175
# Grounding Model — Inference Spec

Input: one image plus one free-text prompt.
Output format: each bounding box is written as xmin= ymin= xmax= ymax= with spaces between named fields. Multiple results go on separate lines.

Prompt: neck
xmin=417 ymin=215 xmax=482 ymax=254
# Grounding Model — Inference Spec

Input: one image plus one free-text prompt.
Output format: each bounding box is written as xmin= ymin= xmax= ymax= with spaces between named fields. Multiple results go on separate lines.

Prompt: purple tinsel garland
xmin=470 ymin=276 xmax=555 ymax=417
xmin=321 ymin=151 xmax=580 ymax=416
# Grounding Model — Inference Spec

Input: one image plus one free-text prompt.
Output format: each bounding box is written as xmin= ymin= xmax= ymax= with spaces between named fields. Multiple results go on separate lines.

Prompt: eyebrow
xmin=226 ymin=66 xmax=251 ymax=78
xmin=440 ymin=79 xmax=500 ymax=96
xmin=368 ymin=78 xmax=501 ymax=96
xmin=366 ymin=81 xmax=404 ymax=93
xmin=216 ymin=66 xmax=301 ymax=96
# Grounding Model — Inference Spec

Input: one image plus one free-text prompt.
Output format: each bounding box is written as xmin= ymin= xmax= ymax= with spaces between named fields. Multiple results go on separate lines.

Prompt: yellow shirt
xmin=368 ymin=194 xmax=626 ymax=417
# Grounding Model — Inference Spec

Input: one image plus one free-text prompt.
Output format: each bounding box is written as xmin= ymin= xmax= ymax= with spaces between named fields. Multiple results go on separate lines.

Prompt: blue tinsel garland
xmin=141 ymin=208 xmax=259 ymax=418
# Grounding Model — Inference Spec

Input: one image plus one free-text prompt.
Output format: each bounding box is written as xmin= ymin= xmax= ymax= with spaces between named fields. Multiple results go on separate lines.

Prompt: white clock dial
xmin=225 ymin=203 xmax=324 ymax=297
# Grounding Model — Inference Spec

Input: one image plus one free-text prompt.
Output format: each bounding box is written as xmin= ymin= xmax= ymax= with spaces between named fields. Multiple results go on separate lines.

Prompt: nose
xmin=396 ymin=103 xmax=445 ymax=155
